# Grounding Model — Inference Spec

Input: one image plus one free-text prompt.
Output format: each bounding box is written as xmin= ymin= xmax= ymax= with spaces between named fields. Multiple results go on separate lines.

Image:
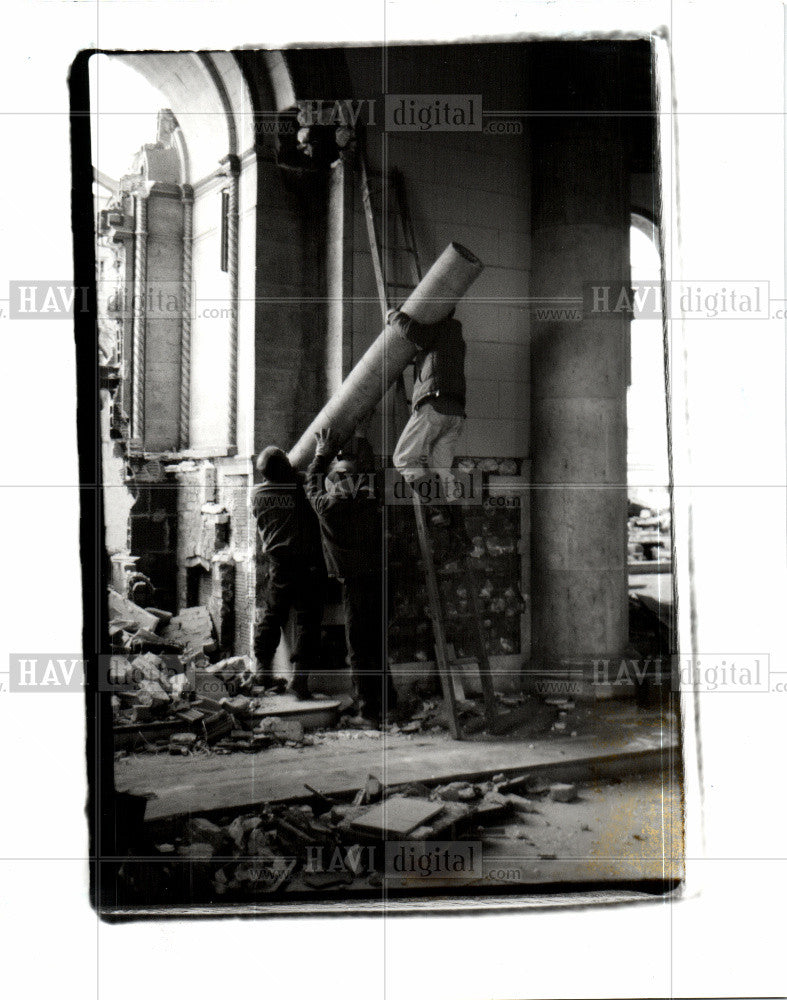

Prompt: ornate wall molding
xmin=221 ymin=154 xmax=241 ymax=454
xmin=179 ymin=184 xmax=194 ymax=450
xmin=130 ymin=193 xmax=148 ymax=445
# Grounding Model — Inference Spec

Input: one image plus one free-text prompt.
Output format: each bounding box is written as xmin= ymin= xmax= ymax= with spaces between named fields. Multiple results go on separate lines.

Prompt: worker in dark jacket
xmin=389 ymin=307 xmax=471 ymax=550
xmin=305 ymin=427 xmax=397 ymax=726
xmin=251 ymin=446 xmax=324 ymax=698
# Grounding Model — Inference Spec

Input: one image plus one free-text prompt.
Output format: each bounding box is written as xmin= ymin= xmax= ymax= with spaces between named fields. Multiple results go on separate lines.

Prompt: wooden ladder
xmin=410 ymin=496 xmax=498 ymax=739
xmin=359 ymin=161 xmax=423 ymax=319
xmin=359 ymin=157 xmax=498 ymax=740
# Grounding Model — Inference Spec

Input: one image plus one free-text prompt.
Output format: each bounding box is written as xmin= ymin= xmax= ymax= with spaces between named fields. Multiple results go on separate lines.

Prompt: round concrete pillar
xmin=530 ymin=116 xmax=630 ymax=673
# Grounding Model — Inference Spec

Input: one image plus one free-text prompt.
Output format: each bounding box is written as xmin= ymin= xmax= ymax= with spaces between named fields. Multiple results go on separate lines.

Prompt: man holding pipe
xmin=389 ymin=308 xmax=472 ymax=553
xmin=250 ymin=446 xmax=325 ymax=698
xmin=305 ymin=428 xmax=398 ymax=727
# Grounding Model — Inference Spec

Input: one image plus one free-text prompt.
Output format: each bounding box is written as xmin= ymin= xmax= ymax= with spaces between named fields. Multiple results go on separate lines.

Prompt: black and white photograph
xmin=84 ymin=39 xmax=683 ymax=912
xmin=1 ymin=0 xmax=785 ymax=997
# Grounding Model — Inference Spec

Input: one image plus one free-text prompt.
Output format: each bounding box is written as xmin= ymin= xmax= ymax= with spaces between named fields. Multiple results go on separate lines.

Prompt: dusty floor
xmin=110 ymin=771 xmax=683 ymax=909
xmin=475 ymin=771 xmax=683 ymax=886
xmin=229 ymin=772 xmax=684 ymax=895
xmin=115 ymin=700 xmax=680 ymax=821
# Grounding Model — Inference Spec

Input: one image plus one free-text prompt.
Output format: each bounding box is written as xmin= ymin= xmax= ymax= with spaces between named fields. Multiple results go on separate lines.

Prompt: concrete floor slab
xmin=115 ymin=702 xmax=680 ymax=821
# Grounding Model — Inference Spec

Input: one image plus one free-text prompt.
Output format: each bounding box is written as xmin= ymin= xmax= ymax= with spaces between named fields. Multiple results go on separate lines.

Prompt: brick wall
xmin=173 ymin=457 xmax=255 ymax=656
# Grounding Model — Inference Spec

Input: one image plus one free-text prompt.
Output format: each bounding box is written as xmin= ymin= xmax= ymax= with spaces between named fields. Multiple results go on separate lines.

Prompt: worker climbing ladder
xmin=359 ymin=156 xmax=498 ymax=740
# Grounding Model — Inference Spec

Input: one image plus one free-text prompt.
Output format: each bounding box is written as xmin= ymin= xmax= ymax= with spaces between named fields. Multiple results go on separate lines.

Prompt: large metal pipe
xmin=288 ymin=241 xmax=483 ymax=469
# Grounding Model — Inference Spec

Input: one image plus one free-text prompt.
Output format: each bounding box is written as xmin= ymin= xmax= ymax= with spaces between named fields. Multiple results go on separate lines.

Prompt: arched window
xmin=628 ymin=213 xmax=669 ymax=504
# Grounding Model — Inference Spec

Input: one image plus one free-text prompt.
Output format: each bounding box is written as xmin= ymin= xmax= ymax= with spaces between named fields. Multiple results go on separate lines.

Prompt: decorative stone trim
xmin=179 ymin=184 xmax=194 ymax=450
xmin=220 ymin=154 xmax=240 ymax=453
xmin=130 ymin=193 xmax=148 ymax=444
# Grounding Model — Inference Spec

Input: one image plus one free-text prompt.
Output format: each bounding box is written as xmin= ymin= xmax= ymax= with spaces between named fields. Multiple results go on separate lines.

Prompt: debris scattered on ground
xmin=108 ymin=590 xmax=162 ymax=635
xmin=434 ymin=781 xmax=479 ymax=803
xmin=110 ymin=579 xmax=584 ymax=753
xmin=115 ymin=764 xmax=605 ymax=904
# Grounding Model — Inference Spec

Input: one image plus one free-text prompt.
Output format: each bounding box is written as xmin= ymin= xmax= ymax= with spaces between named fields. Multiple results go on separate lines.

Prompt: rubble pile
xmin=109 ymin=588 xmax=318 ymax=753
xmin=121 ymin=769 xmax=582 ymax=901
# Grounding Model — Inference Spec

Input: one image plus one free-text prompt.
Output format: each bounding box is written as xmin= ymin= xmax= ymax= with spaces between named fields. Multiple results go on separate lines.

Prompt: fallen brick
xmin=108 ymin=656 xmax=134 ymax=686
xmin=549 ymin=783 xmax=578 ymax=803
xmin=162 ymin=606 xmax=216 ymax=656
xmin=131 ymin=653 xmax=170 ymax=691
xmin=206 ymin=655 xmax=249 ymax=679
xmin=474 ymin=792 xmax=513 ymax=824
xmin=175 ymin=706 xmax=207 ymax=725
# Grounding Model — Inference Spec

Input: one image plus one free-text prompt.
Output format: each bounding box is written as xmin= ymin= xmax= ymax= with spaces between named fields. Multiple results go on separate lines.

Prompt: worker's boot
xmin=407 ymin=472 xmax=450 ymax=527
xmin=288 ymin=661 xmax=313 ymax=700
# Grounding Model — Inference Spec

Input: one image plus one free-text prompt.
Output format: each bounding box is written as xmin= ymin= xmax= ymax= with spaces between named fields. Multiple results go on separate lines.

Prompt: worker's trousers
xmin=392 ymin=402 xmax=464 ymax=500
xmin=254 ymin=561 xmax=323 ymax=691
xmin=341 ymin=574 xmax=397 ymax=721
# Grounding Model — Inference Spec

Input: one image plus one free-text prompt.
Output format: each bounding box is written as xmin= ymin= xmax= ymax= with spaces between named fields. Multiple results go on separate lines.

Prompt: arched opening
xmin=92 ymin=50 xmax=260 ymax=637
xmin=628 ymin=213 xmax=669 ymax=511
xmin=627 ymin=212 xmax=672 ymax=649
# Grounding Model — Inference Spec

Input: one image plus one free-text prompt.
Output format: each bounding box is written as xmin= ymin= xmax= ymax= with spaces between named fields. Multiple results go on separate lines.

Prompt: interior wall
xmin=236 ymin=55 xmax=329 ymax=460
xmin=343 ymin=44 xmax=532 ymax=460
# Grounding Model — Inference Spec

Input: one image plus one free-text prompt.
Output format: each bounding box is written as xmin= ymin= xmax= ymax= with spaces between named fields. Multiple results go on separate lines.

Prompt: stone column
xmin=529 ymin=115 xmax=630 ymax=680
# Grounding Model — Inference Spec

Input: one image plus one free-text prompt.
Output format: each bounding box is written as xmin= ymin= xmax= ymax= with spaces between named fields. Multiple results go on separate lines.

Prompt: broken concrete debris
xmin=108 ymin=590 xmax=161 ymax=634
xmin=110 ymin=587 xmax=324 ymax=752
xmin=549 ymin=782 xmax=578 ymax=803
xmin=435 ymin=781 xmax=479 ymax=803
xmin=119 ymin=769 xmax=588 ymax=902
xmin=161 ymin=606 xmax=217 ymax=657
xmin=110 ymin=586 xmax=587 ymax=758
xmin=350 ymin=797 xmax=445 ymax=838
